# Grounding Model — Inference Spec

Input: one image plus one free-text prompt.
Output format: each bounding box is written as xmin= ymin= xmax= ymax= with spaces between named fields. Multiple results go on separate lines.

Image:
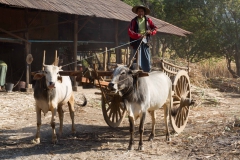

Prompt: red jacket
xmin=128 ymin=16 xmax=157 ymax=40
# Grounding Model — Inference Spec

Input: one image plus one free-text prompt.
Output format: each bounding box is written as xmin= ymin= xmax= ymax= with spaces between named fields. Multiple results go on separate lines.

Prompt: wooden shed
xmin=0 ymin=0 xmax=190 ymax=91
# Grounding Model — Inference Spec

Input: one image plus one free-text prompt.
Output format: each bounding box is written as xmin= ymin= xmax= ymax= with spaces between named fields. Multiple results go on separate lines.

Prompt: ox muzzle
xmin=108 ymin=82 xmax=117 ymax=93
xmin=48 ymin=82 xmax=55 ymax=89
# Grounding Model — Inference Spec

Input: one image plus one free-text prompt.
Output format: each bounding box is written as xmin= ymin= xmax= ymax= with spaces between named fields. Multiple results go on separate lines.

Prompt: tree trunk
xmin=156 ymin=37 xmax=160 ymax=57
xmin=226 ymin=54 xmax=237 ymax=78
xmin=161 ymin=40 xmax=168 ymax=58
xmin=235 ymin=43 xmax=240 ymax=77
xmin=151 ymin=35 xmax=156 ymax=57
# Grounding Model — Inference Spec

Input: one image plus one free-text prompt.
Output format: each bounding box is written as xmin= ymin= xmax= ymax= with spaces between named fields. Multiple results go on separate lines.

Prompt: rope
xmin=13 ymin=70 xmax=24 ymax=88
xmin=128 ymin=36 xmax=145 ymax=68
xmin=61 ymin=38 xmax=141 ymax=67
xmin=61 ymin=24 xmax=168 ymax=68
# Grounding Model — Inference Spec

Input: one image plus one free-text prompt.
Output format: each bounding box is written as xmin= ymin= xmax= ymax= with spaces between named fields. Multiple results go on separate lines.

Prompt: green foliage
xmin=121 ymin=0 xmax=141 ymax=6
xmin=122 ymin=0 xmax=240 ymax=75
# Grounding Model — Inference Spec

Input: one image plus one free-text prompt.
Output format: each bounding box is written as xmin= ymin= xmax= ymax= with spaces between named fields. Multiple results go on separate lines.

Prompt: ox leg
xmin=68 ymin=94 xmax=76 ymax=135
xmin=128 ymin=116 xmax=135 ymax=150
xmin=51 ymin=108 xmax=58 ymax=144
xmin=32 ymin=106 xmax=41 ymax=144
xmin=148 ymin=110 xmax=156 ymax=141
xmin=138 ymin=112 xmax=146 ymax=150
xmin=163 ymin=104 xmax=171 ymax=141
xmin=57 ymin=105 xmax=64 ymax=137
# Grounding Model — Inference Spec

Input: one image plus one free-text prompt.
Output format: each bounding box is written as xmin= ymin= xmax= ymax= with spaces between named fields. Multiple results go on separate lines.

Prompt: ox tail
xmin=76 ymin=95 xmax=87 ymax=107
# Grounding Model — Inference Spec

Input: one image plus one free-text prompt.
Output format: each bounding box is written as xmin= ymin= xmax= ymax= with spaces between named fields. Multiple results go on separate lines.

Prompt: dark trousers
xmin=131 ymin=43 xmax=151 ymax=72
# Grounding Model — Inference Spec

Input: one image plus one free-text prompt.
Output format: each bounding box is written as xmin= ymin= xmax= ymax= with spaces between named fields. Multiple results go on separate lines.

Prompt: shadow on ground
xmin=0 ymin=122 xmax=168 ymax=159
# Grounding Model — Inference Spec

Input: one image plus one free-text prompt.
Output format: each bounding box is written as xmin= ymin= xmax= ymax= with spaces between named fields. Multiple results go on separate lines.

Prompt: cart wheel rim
xmin=102 ymin=93 xmax=126 ymax=128
xmin=170 ymin=70 xmax=191 ymax=134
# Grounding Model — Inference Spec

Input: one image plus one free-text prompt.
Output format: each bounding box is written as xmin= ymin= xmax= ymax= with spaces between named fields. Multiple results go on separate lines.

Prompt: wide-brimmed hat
xmin=132 ymin=5 xmax=150 ymax=15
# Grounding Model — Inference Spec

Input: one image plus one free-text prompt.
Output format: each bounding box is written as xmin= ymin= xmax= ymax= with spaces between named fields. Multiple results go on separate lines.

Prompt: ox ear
xmin=129 ymin=69 xmax=141 ymax=77
xmin=58 ymin=76 xmax=62 ymax=83
xmin=33 ymin=73 xmax=45 ymax=80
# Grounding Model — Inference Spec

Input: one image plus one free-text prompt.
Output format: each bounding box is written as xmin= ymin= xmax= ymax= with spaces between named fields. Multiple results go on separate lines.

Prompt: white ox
xmin=32 ymin=62 xmax=86 ymax=144
xmin=108 ymin=65 xmax=172 ymax=150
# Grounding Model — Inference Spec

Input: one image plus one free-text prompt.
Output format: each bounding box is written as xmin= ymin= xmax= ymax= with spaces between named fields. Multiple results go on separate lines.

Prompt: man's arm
xmin=147 ymin=18 xmax=157 ymax=36
xmin=128 ymin=19 xmax=142 ymax=39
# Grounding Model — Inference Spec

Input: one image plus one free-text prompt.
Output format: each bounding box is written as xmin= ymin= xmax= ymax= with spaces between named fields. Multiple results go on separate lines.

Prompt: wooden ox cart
xmin=59 ymin=59 xmax=193 ymax=134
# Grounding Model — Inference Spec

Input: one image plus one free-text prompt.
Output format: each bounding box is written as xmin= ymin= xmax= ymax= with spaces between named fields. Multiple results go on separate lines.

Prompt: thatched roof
xmin=0 ymin=0 xmax=191 ymax=36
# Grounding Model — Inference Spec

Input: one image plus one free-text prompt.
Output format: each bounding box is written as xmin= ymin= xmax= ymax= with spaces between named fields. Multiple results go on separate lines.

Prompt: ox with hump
xmin=32 ymin=53 xmax=87 ymax=144
xmin=108 ymin=65 xmax=172 ymax=150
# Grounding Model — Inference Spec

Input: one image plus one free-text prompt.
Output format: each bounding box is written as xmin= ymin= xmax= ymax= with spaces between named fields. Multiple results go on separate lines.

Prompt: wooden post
xmin=108 ymin=48 xmax=111 ymax=65
xmin=25 ymin=32 xmax=30 ymax=87
xmin=25 ymin=43 xmax=32 ymax=92
xmin=42 ymin=50 xmax=46 ymax=70
xmin=73 ymin=15 xmax=78 ymax=91
xmin=137 ymin=50 xmax=139 ymax=70
xmin=123 ymin=49 xmax=126 ymax=65
xmin=115 ymin=20 xmax=120 ymax=64
xmin=127 ymin=47 xmax=130 ymax=65
xmin=103 ymin=47 xmax=107 ymax=71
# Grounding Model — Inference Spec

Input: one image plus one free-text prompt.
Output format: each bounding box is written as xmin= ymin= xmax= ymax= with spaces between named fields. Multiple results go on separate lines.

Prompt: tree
xmin=122 ymin=0 xmax=240 ymax=77
xmin=162 ymin=0 xmax=240 ymax=77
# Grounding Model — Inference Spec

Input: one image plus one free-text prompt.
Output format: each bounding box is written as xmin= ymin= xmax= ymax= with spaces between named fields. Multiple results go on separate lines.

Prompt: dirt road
xmin=0 ymin=86 xmax=240 ymax=160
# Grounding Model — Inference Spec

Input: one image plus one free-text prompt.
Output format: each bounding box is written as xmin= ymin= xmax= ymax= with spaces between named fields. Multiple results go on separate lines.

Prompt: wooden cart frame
xmin=59 ymin=59 xmax=193 ymax=134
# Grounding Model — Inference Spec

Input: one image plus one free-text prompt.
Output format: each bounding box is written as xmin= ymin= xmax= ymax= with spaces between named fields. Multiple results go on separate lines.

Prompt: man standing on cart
xmin=128 ymin=5 xmax=157 ymax=72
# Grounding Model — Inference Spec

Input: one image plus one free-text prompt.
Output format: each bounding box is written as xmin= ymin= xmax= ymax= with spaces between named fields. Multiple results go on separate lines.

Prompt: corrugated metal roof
xmin=0 ymin=0 xmax=191 ymax=36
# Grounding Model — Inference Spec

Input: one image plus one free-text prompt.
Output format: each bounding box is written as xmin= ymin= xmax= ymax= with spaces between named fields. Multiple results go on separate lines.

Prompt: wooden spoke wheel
xmin=170 ymin=70 xmax=191 ymax=134
xmin=102 ymin=92 xmax=127 ymax=128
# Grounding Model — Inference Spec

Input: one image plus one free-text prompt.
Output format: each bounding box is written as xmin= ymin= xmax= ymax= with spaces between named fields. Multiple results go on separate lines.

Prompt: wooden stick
xmin=123 ymin=49 xmax=126 ymax=65
xmin=127 ymin=47 xmax=130 ymax=65
xmin=136 ymin=49 xmax=139 ymax=70
xmin=104 ymin=47 xmax=107 ymax=71
xmin=54 ymin=50 xmax=58 ymax=66
xmin=42 ymin=50 xmax=46 ymax=70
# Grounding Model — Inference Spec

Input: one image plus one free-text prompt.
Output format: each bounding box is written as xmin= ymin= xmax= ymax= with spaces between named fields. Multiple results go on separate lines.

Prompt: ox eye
xmin=121 ymin=72 xmax=125 ymax=75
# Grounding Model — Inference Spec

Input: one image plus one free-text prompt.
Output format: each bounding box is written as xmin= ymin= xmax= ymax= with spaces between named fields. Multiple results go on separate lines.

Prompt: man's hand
xmin=146 ymin=30 xmax=152 ymax=35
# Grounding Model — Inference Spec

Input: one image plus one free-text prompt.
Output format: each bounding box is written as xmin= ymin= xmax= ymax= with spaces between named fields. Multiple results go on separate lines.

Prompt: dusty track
xmin=0 ymin=86 xmax=240 ymax=160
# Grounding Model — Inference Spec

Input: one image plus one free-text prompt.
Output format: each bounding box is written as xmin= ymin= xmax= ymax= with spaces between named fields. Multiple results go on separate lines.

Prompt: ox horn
xmin=53 ymin=50 xmax=59 ymax=66
xmin=42 ymin=50 xmax=46 ymax=70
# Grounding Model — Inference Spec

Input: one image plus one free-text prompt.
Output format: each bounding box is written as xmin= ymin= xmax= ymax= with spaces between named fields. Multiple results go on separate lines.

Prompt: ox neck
xmin=121 ymin=86 xmax=134 ymax=98
xmin=121 ymin=76 xmax=138 ymax=99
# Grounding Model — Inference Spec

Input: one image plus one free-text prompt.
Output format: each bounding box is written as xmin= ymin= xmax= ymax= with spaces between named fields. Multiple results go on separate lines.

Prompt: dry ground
xmin=0 ymin=86 xmax=240 ymax=160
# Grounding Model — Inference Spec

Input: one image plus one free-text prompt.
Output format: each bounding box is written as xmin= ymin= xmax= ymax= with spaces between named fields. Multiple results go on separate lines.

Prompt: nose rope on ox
xmin=46 ymin=79 xmax=55 ymax=88
xmin=110 ymin=76 xmax=134 ymax=98
xmin=60 ymin=25 xmax=164 ymax=69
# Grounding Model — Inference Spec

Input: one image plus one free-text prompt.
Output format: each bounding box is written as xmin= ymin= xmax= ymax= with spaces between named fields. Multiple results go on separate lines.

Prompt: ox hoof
xmin=52 ymin=138 xmax=58 ymax=144
xmin=148 ymin=134 xmax=155 ymax=141
xmin=52 ymin=140 xmax=58 ymax=144
xmin=138 ymin=145 xmax=144 ymax=151
xmin=31 ymin=138 xmax=40 ymax=144
xmin=128 ymin=145 xmax=134 ymax=150
xmin=71 ymin=132 xmax=76 ymax=137
xmin=58 ymin=132 xmax=62 ymax=138
xmin=166 ymin=137 xmax=171 ymax=142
